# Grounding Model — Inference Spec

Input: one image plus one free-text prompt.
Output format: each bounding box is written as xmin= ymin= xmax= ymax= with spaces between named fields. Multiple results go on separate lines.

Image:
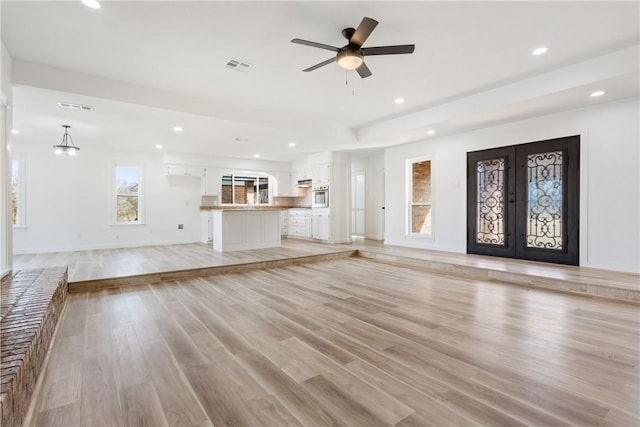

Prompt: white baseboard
xmin=364 ymin=234 xmax=384 ymax=241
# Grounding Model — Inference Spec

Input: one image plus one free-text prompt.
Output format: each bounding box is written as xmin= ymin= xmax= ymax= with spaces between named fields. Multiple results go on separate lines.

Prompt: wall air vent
xmin=225 ymin=59 xmax=252 ymax=72
xmin=57 ymin=102 xmax=93 ymax=111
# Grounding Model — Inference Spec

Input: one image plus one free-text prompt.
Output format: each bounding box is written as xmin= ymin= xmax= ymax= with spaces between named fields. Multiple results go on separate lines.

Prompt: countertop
xmin=200 ymin=205 xmax=311 ymax=211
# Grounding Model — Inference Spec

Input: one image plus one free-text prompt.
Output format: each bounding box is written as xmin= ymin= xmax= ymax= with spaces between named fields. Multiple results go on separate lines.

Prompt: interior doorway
xmin=467 ymin=135 xmax=580 ymax=265
xmin=351 ymin=172 xmax=365 ymax=238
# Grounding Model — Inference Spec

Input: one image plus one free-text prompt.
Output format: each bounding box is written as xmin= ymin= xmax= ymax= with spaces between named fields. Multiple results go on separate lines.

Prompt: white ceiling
xmin=2 ymin=1 xmax=639 ymax=161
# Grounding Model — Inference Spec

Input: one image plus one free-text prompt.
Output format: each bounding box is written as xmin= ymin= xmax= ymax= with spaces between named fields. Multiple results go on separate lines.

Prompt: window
xmin=221 ymin=174 xmax=269 ymax=205
xmin=11 ymin=157 xmax=25 ymax=227
xmin=409 ymin=159 xmax=432 ymax=235
xmin=115 ymin=166 xmax=141 ymax=223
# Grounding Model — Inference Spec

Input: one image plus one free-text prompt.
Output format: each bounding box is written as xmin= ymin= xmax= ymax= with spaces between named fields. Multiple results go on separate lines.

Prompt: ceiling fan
xmin=291 ymin=17 xmax=415 ymax=79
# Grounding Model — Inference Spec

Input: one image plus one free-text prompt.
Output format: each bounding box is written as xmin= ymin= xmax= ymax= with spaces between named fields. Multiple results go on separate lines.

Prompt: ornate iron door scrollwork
xmin=476 ymin=158 xmax=506 ymax=246
xmin=526 ymin=151 xmax=563 ymax=250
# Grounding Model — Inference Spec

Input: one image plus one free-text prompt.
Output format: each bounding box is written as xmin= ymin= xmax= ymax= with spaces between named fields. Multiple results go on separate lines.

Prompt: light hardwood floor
xmin=27 ymin=257 xmax=639 ymax=426
xmin=15 ymin=239 xmax=639 ymax=295
xmin=13 ymin=239 xmax=352 ymax=283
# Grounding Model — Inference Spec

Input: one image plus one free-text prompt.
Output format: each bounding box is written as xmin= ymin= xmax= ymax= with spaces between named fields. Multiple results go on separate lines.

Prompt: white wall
xmin=164 ymin=151 xmax=290 ymax=173
xmin=13 ymin=142 xmax=205 ymax=253
xmin=384 ymin=97 xmax=640 ymax=273
xmin=1 ymin=40 xmax=13 ymax=275
xmin=352 ymin=152 xmax=385 ymax=240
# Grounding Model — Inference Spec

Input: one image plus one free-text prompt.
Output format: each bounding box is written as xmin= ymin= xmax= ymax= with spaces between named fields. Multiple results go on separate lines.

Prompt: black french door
xmin=467 ymin=136 xmax=579 ymax=265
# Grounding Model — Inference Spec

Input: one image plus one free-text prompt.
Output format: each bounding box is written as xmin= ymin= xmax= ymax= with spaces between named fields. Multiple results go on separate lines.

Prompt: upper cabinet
xmin=165 ymin=164 xmax=204 ymax=177
xmin=272 ymin=171 xmax=291 ymax=196
xmin=202 ymin=167 xmax=221 ymax=195
xmin=296 ymin=169 xmax=312 ymax=181
xmin=313 ymin=163 xmax=330 ymax=184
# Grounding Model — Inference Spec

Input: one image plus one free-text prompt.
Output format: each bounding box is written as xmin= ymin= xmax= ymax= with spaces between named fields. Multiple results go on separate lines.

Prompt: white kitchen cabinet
xmin=273 ymin=171 xmax=292 ymax=196
xmin=280 ymin=211 xmax=288 ymax=236
xmin=212 ymin=210 xmax=281 ymax=252
xmin=296 ymin=169 xmax=312 ymax=181
xmin=312 ymin=213 xmax=330 ymax=240
xmin=305 ymin=215 xmax=312 ymax=238
xmin=188 ymin=166 xmax=205 ymax=178
xmin=202 ymin=167 xmax=219 ymax=195
xmin=166 ymin=164 xmax=204 ymax=177
xmin=313 ymin=163 xmax=330 ymax=184
xmin=290 ymin=172 xmax=301 ymax=196
xmin=200 ymin=210 xmax=214 ymax=242
xmin=166 ymin=164 xmax=187 ymax=176
xmin=288 ymin=209 xmax=311 ymax=239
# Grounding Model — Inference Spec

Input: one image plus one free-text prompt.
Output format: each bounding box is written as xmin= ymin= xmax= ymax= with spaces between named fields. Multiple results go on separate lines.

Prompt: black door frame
xmin=467 ymin=135 xmax=580 ymax=266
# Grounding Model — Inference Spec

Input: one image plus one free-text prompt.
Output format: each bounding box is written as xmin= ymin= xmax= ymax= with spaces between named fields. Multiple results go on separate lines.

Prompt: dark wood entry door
xmin=467 ymin=136 xmax=579 ymax=265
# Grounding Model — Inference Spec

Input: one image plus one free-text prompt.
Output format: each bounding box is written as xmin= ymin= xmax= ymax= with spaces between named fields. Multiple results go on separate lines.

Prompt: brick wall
xmin=411 ymin=160 xmax=432 ymax=234
xmin=0 ymin=267 xmax=68 ymax=427
xmin=221 ymin=185 xmax=249 ymax=204
xmin=412 ymin=160 xmax=431 ymax=203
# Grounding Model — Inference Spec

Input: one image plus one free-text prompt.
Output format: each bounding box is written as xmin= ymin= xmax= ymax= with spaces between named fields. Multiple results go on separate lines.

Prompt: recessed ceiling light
xmin=81 ymin=0 xmax=101 ymax=9
xmin=427 ymin=130 xmax=436 ymax=135
xmin=532 ymin=46 xmax=548 ymax=56
xmin=288 ymin=142 xmax=296 ymax=147
xmin=254 ymin=154 xmax=260 ymax=158
xmin=394 ymin=97 xmax=405 ymax=104
xmin=11 ymin=129 xmax=19 ymax=134
xmin=590 ymin=90 xmax=605 ymax=98
xmin=172 ymin=126 xmax=183 ymax=132
xmin=155 ymin=144 xmax=164 ymax=150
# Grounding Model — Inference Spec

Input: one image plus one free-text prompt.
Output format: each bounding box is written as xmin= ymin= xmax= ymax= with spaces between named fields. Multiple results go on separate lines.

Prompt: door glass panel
xmin=410 ymin=160 xmax=432 ymax=235
xmin=411 ymin=205 xmax=431 ymax=234
xmin=527 ymin=151 xmax=563 ymax=250
xmin=412 ymin=161 xmax=431 ymax=203
xmin=476 ymin=158 xmax=506 ymax=245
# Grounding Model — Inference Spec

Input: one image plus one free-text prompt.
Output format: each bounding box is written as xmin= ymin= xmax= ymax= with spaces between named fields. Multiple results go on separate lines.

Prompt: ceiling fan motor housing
xmin=341 ymin=27 xmax=356 ymax=40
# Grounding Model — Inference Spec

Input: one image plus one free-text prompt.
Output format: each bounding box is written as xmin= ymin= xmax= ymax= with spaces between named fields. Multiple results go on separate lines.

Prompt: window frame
xmin=406 ymin=156 xmax=433 ymax=239
xmin=11 ymin=153 xmax=26 ymax=228
xmin=112 ymin=163 xmax=144 ymax=225
xmin=220 ymin=173 xmax=271 ymax=206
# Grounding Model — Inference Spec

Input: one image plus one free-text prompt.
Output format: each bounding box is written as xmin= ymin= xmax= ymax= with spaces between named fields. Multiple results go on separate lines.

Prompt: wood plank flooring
xmin=13 ymin=240 xmax=351 ymax=283
xmin=26 ymin=257 xmax=640 ymax=426
xmin=14 ymin=239 xmax=639 ymax=297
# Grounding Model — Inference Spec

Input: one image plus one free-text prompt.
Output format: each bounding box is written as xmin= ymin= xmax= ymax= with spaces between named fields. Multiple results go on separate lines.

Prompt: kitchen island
xmin=205 ymin=206 xmax=287 ymax=252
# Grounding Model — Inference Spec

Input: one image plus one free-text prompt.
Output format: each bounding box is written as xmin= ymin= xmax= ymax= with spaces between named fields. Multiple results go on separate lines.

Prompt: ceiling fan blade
xmin=291 ymin=38 xmax=339 ymax=52
xmin=303 ymin=57 xmax=336 ymax=72
xmin=361 ymin=45 xmax=415 ymax=56
xmin=350 ymin=17 xmax=378 ymax=48
xmin=356 ymin=62 xmax=372 ymax=79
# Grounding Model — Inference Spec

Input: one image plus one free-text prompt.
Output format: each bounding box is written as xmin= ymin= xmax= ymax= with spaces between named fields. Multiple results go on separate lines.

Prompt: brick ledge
xmin=0 ymin=267 xmax=68 ymax=427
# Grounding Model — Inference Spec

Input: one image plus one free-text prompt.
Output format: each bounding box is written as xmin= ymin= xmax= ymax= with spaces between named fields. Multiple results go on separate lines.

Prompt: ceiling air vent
xmin=225 ymin=59 xmax=252 ymax=72
xmin=57 ymin=102 xmax=93 ymax=111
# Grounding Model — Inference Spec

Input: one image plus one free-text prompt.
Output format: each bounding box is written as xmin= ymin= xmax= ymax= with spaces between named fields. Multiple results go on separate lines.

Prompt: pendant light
xmin=52 ymin=125 xmax=80 ymax=156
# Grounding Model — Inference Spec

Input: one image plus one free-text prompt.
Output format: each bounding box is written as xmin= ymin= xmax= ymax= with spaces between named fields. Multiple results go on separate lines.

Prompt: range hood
xmin=296 ymin=179 xmax=312 ymax=188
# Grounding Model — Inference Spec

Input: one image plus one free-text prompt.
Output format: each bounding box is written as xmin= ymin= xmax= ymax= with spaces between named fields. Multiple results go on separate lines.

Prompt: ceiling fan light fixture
xmin=336 ymin=50 xmax=363 ymax=70
xmin=81 ymin=0 xmax=101 ymax=9
xmin=52 ymin=125 xmax=80 ymax=156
